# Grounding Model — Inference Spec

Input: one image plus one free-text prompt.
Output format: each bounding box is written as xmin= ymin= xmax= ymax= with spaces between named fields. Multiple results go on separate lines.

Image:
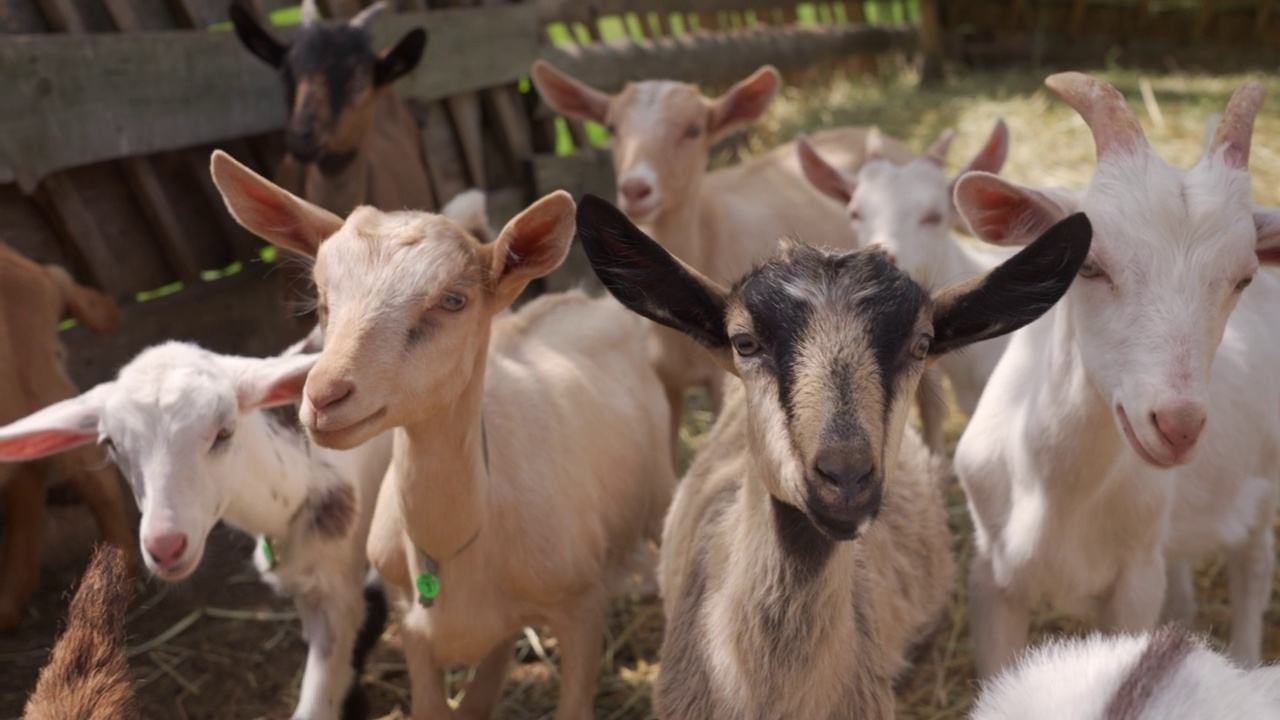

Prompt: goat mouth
xmin=1116 ymin=405 xmax=1179 ymax=469
xmin=620 ymin=201 xmax=660 ymax=225
xmin=308 ymin=407 xmax=387 ymax=449
xmin=151 ymin=554 xmax=199 ymax=582
xmin=805 ymin=501 xmax=874 ymax=541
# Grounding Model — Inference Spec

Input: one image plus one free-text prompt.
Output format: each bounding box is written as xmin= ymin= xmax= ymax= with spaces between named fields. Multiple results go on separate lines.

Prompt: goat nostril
xmin=814 ymin=454 xmax=875 ymax=491
xmin=309 ymin=381 xmax=354 ymax=411
xmin=145 ymin=533 xmax=188 ymax=566
xmin=1152 ymin=407 xmax=1207 ymax=451
xmin=620 ymin=179 xmax=653 ymax=203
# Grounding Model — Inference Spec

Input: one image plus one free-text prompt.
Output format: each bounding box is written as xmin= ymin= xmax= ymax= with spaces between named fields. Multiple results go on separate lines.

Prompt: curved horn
xmin=1208 ymin=81 xmax=1266 ymax=169
xmin=299 ymin=0 xmax=320 ymax=24
xmin=349 ymin=0 xmax=388 ymax=28
xmin=1045 ymin=72 xmax=1147 ymax=160
xmin=924 ymin=128 xmax=956 ymax=166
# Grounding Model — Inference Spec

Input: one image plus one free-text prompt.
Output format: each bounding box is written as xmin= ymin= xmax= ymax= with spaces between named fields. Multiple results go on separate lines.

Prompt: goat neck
xmin=220 ymin=410 xmax=316 ymax=539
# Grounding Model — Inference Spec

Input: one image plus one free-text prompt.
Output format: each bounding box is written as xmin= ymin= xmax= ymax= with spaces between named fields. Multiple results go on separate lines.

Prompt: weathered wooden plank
xmin=447 ymin=94 xmax=486 ymax=188
xmin=183 ymin=146 xmax=264 ymax=264
xmin=0 ymin=185 xmax=68 ymax=268
xmin=121 ymin=157 xmax=202 ymax=283
xmin=0 ymin=4 xmax=539 ymax=189
xmin=419 ymin=100 xmax=467 ymax=205
xmin=919 ymin=0 xmax=943 ymax=83
xmin=485 ymin=87 xmax=534 ymax=177
xmin=537 ymin=0 xmax=778 ymax=26
xmin=61 ymin=263 xmax=307 ymax=389
xmin=531 ymin=152 xmax=612 ymax=293
xmin=538 ymin=23 xmax=916 ymax=92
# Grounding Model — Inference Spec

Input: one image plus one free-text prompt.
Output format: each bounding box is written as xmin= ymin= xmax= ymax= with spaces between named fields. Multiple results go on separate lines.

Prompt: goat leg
xmin=968 ymin=552 xmax=1030 ymax=680
xmin=403 ymin=619 xmax=455 ymax=720
xmin=1226 ymin=518 xmax=1273 ymax=668
xmin=455 ymin=638 xmax=513 ymax=720
xmin=0 ymin=467 xmax=46 ymax=629
xmin=293 ymin=580 xmax=363 ymax=720
xmin=59 ymin=450 xmax=138 ymax=577
xmin=550 ymin=592 xmax=605 ymax=720
xmin=1161 ymin=558 xmax=1197 ymax=625
xmin=1097 ymin=553 xmax=1165 ymax=635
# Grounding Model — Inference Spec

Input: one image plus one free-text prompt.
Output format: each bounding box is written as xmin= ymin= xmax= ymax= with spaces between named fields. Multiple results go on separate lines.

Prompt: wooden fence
xmin=0 ymin=0 xmax=916 ymax=388
xmin=944 ymin=0 xmax=1280 ymax=67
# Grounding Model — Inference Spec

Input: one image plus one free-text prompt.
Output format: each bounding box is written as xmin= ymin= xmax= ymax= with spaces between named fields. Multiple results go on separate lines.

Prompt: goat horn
xmin=349 ymin=0 xmax=388 ymax=28
xmin=1208 ymin=81 xmax=1266 ymax=170
xmin=299 ymin=0 xmax=321 ymax=25
xmin=924 ymin=128 xmax=956 ymax=166
xmin=865 ymin=126 xmax=886 ymax=161
xmin=1045 ymin=72 xmax=1148 ymax=160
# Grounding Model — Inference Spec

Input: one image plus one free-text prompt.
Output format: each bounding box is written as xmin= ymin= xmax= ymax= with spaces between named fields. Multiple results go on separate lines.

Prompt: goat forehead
xmin=856 ymin=162 xmax=948 ymax=214
xmin=614 ymin=81 xmax=703 ymax=130
xmin=288 ymin=25 xmax=372 ymax=76
xmin=316 ymin=210 xmax=480 ymax=307
xmin=1085 ymin=153 xmax=1256 ymax=270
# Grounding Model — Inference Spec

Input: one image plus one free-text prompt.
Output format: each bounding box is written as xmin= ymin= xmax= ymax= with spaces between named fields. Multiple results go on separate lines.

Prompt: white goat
xmin=575 ymin=194 xmax=1093 ymax=719
xmin=797 ymin=122 xmax=1015 ymax=450
xmin=952 ymin=73 xmax=1280 ymax=677
xmin=970 ymin=625 xmax=1280 ymax=719
xmin=531 ymin=61 xmax=914 ymax=457
xmin=209 ymin=151 xmax=676 ymax=720
xmin=0 ymin=341 xmax=393 ymax=720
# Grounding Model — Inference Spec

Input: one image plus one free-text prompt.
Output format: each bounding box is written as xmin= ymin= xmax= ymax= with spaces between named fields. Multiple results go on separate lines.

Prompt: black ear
xmin=374 ymin=28 xmax=426 ymax=87
xmin=576 ymin=194 xmax=730 ymax=352
xmin=229 ymin=1 xmax=287 ymax=68
xmin=930 ymin=212 xmax=1091 ymax=355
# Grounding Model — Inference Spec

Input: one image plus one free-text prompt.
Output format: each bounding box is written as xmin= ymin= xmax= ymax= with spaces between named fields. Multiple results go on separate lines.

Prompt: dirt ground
xmin=5 ymin=62 xmax=1280 ymax=719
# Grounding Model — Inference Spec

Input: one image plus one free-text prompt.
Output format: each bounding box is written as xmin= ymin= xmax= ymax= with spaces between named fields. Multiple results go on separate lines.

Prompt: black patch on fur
xmin=286 ymin=24 xmax=374 ymax=120
xmin=405 ymin=315 xmax=437 ymax=349
xmin=736 ymin=268 xmax=813 ymax=421
xmin=340 ymin=580 xmax=390 ymax=720
xmin=304 ymin=483 xmax=356 ymax=540
xmin=770 ymin=497 xmax=835 ymax=579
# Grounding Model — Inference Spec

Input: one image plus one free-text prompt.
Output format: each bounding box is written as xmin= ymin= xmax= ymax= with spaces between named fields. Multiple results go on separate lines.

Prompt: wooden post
xmin=1194 ymin=0 xmax=1218 ymax=40
xmin=919 ymin=0 xmax=943 ymax=86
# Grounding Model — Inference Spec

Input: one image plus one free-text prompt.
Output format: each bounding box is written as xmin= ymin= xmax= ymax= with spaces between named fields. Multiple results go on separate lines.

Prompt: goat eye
xmin=213 ymin=427 xmax=234 ymax=449
xmin=440 ymin=292 xmax=467 ymax=312
xmin=684 ymin=123 xmax=701 ymax=140
xmin=731 ymin=334 xmax=762 ymax=357
xmin=910 ymin=334 xmax=932 ymax=360
xmin=849 ymin=209 xmax=863 ymax=222
xmin=921 ymin=212 xmax=943 ymax=226
xmin=1235 ymin=275 xmax=1254 ymax=292
xmin=1078 ymin=259 xmax=1106 ymax=280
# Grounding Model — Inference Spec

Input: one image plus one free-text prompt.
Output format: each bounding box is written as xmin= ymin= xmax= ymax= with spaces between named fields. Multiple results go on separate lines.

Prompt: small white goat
xmin=531 ymin=61 xmax=914 ymax=457
xmin=210 ymin=151 xmax=675 ymax=720
xmin=953 ymin=73 xmax=1280 ymax=677
xmin=797 ymin=122 xmax=1014 ymax=450
xmin=0 ymin=341 xmax=393 ymax=720
xmin=970 ymin=625 xmax=1280 ymax=719
xmin=576 ymin=194 xmax=1093 ymax=719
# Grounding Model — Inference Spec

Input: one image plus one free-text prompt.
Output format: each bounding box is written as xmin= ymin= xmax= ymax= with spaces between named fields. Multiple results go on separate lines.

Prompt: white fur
xmin=0 ymin=341 xmax=393 ymax=720
xmin=971 ymin=631 xmax=1280 ymax=719
xmin=955 ymin=85 xmax=1280 ymax=676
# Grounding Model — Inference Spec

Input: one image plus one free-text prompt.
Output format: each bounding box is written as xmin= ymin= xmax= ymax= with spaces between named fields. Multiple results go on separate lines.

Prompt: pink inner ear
xmin=967 ymin=186 xmax=1035 ymax=243
xmin=238 ymin=180 xmax=318 ymax=256
xmin=0 ymin=430 xmax=95 ymax=461
xmin=1256 ymin=247 xmax=1280 ymax=265
xmin=254 ymin=373 xmax=309 ymax=409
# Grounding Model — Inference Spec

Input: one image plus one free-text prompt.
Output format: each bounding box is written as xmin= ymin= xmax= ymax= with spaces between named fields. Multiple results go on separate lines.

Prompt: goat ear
xmin=210 ymin=150 xmax=343 ymax=257
xmin=0 ymin=385 xmax=110 ymax=461
xmin=234 ymin=353 xmax=318 ymax=412
xmin=707 ymin=65 xmax=780 ymax=143
xmin=441 ymin=189 xmax=493 ymax=243
xmin=930 ymin=213 xmax=1091 ymax=355
xmin=487 ymin=191 xmax=575 ymax=307
xmin=530 ymin=61 xmax=611 ymax=124
xmin=949 ymin=119 xmax=1009 ymax=216
xmin=1256 ymin=207 xmax=1280 ymax=265
xmin=374 ymin=28 xmax=426 ymax=87
xmin=576 ymin=194 xmax=733 ymax=369
xmin=229 ymin=2 xmax=287 ymax=68
xmin=797 ymin=135 xmax=855 ymax=205
xmin=954 ymin=172 xmax=1076 ymax=246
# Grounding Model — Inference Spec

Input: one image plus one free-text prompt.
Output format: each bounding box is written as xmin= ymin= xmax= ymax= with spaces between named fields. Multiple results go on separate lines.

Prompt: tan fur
xmin=532 ymin=62 xmax=916 ymax=461
xmin=22 ymin=544 xmax=138 ymax=720
xmin=0 ymin=244 xmax=134 ymax=630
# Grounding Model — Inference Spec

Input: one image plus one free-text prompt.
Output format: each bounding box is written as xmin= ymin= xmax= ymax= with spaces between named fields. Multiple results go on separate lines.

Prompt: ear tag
xmin=415 ymin=550 xmax=440 ymax=608
xmin=261 ymin=537 xmax=277 ymax=569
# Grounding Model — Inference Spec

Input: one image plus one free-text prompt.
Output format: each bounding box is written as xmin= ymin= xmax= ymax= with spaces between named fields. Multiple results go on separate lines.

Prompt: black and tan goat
xmin=576 ymin=195 xmax=1092 ymax=720
xmin=230 ymin=0 xmax=431 ymax=216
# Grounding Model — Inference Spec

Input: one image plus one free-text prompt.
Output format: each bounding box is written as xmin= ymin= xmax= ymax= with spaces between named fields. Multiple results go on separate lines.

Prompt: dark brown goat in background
xmin=22 ymin=544 xmax=137 ymax=720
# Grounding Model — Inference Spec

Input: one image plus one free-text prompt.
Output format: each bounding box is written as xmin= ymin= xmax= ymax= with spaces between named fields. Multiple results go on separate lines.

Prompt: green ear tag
xmin=416 ymin=571 xmax=440 ymax=605
xmin=261 ymin=538 xmax=276 ymax=568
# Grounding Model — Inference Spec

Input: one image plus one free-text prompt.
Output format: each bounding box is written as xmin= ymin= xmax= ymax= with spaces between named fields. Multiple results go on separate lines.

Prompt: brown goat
xmin=22 ymin=544 xmax=138 ymax=720
xmin=0 ymin=243 xmax=134 ymax=630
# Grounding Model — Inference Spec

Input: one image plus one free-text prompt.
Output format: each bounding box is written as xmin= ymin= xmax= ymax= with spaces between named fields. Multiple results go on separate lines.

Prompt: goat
xmin=22 ymin=544 xmax=138 ymax=720
xmin=952 ymin=74 xmax=1280 ymax=677
xmin=575 ymin=193 xmax=1092 ymax=719
xmin=209 ymin=150 xmax=676 ymax=720
xmin=230 ymin=0 xmax=431 ymax=217
xmin=798 ymin=122 xmax=1014 ymax=451
xmin=970 ymin=625 xmax=1280 ymax=719
xmin=531 ymin=61 xmax=914 ymax=459
xmin=0 ymin=242 xmax=134 ymax=630
xmin=0 ymin=341 xmax=394 ymax=720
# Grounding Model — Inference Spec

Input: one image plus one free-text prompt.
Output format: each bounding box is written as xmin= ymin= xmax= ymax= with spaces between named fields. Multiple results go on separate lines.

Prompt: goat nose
xmin=1152 ymin=403 xmax=1207 ymax=453
xmin=620 ymin=178 xmax=653 ymax=204
xmin=144 ymin=533 xmax=188 ymax=568
xmin=814 ymin=452 xmax=875 ymax=492
xmin=307 ymin=380 xmax=354 ymax=411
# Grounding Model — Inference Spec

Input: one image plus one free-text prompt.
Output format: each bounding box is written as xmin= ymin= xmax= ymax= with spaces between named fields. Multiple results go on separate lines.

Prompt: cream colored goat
xmin=531 ymin=62 xmax=914 ymax=457
xmin=576 ymin=195 xmax=1094 ymax=719
xmin=209 ymin=150 xmax=676 ymax=720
